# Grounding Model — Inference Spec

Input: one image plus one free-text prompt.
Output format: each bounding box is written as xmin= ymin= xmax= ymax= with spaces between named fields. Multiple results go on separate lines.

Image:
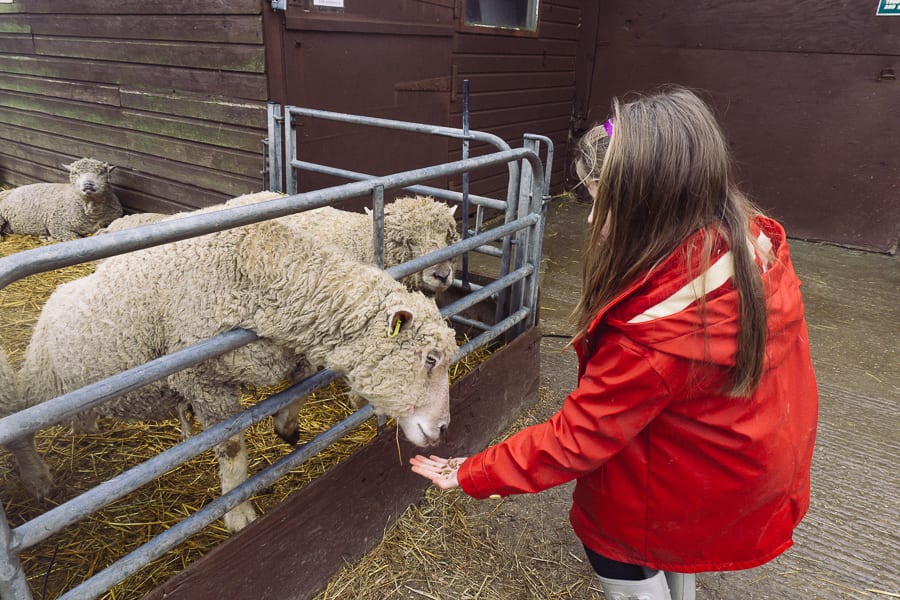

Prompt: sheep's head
xmin=381 ymin=196 xmax=460 ymax=295
xmin=62 ymin=158 xmax=115 ymax=199
xmin=342 ymin=292 xmax=458 ymax=447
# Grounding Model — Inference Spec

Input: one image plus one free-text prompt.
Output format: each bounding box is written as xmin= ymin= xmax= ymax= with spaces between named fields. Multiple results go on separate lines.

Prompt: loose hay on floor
xmin=314 ymin=386 xmax=604 ymax=600
xmin=1 ymin=233 xmax=498 ymax=599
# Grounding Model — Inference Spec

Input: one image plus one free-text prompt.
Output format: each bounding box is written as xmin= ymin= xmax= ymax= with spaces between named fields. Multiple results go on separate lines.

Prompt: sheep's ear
xmin=364 ymin=207 xmax=373 ymax=216
xmin=106 ymin=164 xmax=117 ymax=173
xmin=448 ymin=205 xmax=458 ymax=217
xmin=60 ymin=162 xmax=74 ymax=170
xmin=387 ymin=309 xmax=414 ymax=338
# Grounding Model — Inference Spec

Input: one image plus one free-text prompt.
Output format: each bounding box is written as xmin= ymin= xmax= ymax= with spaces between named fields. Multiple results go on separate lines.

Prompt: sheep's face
xmin=64 ymin=158 xmax=112 ymax=199
xmin=384 ymin=197 xmax=460 ymax=295
xmin=345 ymin=304 xmax=458 ymax=447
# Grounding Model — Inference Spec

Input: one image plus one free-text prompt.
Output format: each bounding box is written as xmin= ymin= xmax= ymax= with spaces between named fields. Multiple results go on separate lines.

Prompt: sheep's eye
xmin=425 ymin=351 xmax=441 ymax=369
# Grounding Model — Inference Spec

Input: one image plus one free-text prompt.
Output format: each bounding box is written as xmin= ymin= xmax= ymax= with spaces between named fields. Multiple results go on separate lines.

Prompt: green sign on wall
xmin=877 ymin=0 xmax=900 ymax=14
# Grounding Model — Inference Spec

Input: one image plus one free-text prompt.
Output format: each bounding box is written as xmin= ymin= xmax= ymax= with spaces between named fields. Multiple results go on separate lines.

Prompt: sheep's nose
xmin=434 ymin=267 xmax=451 ymax=283
xmin=439 ymin=422 xmax=448 ymax=437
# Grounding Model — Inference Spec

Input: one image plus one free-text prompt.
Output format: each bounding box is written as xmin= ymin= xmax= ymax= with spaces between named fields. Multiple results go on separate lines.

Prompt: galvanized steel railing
xmin=0 ymin=109 xmax=551 ymax=600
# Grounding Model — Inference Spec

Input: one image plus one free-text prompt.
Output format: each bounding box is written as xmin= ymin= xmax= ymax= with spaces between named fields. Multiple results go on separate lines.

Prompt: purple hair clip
xmin=602 ymin=118 xmax=614 ymax=138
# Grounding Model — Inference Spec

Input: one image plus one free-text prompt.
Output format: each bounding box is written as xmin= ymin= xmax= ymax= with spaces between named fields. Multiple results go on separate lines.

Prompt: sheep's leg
xmin=171 ymin=374 xmax=258 ymax=532
xmin=5 ymin=434 xmax=53 ymax=500
xmin=176 ymin=402 xmax=195 ymax=441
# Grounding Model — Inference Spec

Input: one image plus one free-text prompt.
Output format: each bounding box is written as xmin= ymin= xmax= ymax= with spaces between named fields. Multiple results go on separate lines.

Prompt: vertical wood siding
xmin=0 ymin=0 xmax=268 ymax=213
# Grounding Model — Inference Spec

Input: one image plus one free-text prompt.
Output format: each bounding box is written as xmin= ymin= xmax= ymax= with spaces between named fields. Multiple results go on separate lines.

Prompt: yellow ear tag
xmin=388 ymin=317 xmax=403 ymax=338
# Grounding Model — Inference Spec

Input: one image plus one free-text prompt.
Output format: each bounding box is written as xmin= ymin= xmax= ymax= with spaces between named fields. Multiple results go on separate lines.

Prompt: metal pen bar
xmin=0 ymin=148 xmax=542 ymax=291
xmin=439 ymin=265 xmax=532 ymax=321
xmin=0 ymin=329 xmax=259 ymax=444
xmin=384 ymin=213 xmax=539 ymax=282
xmin=290 ymin=160 xmax=507 ymax=211
xmin=454 ymin=308 xmax=531 ymax=359
xmin=55 ymin=402 xmax=374 ymax=600
xmin=461 ymin=79 xmax=471 ymax=289
xmin=449 ymin=315 xmax=491 ymax=332
xmin=285 ymin=105 xmax=513 ymax=152
xmin=372 ymin=184 xmax=385 ymax=269
xmin=13 ymin=369 xmax=342 ymax=551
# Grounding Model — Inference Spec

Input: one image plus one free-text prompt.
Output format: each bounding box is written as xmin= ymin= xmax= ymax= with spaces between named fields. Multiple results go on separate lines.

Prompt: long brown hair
xmin=573 ymin=86 xmax=767 ymax=397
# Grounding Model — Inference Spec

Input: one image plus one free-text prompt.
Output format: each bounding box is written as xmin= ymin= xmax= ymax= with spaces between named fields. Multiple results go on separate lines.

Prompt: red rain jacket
xmin=458 ymin=217 xmax=818 ymax=573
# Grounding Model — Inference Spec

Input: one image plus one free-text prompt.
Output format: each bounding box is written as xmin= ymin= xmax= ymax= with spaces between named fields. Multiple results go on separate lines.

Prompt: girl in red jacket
xmin=411 ymin=86 xmax=818 ymax=600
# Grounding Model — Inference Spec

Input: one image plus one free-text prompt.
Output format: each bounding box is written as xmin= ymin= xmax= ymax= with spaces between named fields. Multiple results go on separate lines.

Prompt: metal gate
xmin=0 ymin=107 xmax=551 ymax=599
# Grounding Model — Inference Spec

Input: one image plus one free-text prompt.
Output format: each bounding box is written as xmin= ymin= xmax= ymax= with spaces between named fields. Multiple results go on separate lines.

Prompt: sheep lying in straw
xmin=103 ymin=191 xmax=460 ymax=295
xmin=11 ymin=205 xmax=458 ymax=531
xmin=1 ymin=350 xmax=52 ymax=499
xmin=0 ymin=158 xmax=123 ymax=241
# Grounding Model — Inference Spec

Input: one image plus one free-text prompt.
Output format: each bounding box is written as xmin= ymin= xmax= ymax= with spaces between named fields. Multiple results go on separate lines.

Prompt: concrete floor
xmin=536 ymin=197 xmax=900 ymax=599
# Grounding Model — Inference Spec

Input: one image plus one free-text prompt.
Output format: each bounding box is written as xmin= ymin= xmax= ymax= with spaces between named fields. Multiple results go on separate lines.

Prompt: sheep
xmin=0 ymin=158 xmax=123 ymax=241
xmin=12 ymin=209 xmax=459 ymax=531
xmin=100 ymin=192 xmax=461 ymax=442
xmin=103 ymin=191 xmax=460 ymax=295
xmin=0 ymin=349 xmax=52 ymax=499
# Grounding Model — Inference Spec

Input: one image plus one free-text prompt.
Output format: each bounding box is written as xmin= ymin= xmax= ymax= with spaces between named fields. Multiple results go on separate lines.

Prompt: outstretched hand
xmin=410 ymin=454 xmax=467 ymax=490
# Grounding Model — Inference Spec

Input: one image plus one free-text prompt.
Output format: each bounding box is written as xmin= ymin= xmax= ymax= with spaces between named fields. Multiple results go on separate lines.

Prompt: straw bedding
xmin=0 ymin=232 xmax=494 ymax=599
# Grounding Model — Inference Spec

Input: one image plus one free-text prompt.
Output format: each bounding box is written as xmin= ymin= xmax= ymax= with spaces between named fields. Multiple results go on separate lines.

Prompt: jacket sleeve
xmin=458 ymin=339 xmax=672 ymax=499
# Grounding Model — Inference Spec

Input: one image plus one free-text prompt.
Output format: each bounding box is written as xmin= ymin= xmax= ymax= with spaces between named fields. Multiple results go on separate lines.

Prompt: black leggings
xmin=583 ymin=545 xmax=649 ymax=580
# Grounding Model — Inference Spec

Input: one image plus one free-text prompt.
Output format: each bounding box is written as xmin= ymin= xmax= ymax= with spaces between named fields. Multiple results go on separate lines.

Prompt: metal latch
xmin=271 ymin=0 xmax=287 ymax=10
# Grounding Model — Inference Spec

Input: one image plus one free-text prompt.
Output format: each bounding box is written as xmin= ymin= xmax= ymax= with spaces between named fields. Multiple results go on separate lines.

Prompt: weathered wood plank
xmin=0 ymin=130 xmax=264 ymax=204
xmin=0 ymin=0 xmax=259 ymax=15
xmin=601 ymin=0 xmax=900 ymax=56
xmin=0 ymin=109 xmax=263 ymax=179
xmin=0 ymin=91 xmax=263 ymax=151
xmin=28 ymin=14 xmax=263 ymax=44
xmin=0 ymin=72 xmax=121 ymax=105
xmin=0 ymin=54 xmax=267 ymax=100
xmin=454 ymin=33 xmax=577 ymax=56
xmin=0 ymin=16 xmax=29 ymax=33
xmin=144 ymin=327 xmax=542 ymax=600
xmin=0 ymin=34 xmax=33 ymax=54
xmin=454 ymin=53 xmax=575 ymax=74
xmin=120 ymin=90 xmax=265 ymax=128
xmin=455 ymin=71 xmax=574 ymax=94
xmin=451 ymin=86 xmax=572 ymax=112
xmin=33 ymin=37 xmax=265 ymax=73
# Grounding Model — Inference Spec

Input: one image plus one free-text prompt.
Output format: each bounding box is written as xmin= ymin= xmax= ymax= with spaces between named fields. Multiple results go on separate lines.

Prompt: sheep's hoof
xmin=224 ymin=503 xmax=258 ymax=532
xmin=23 ymin=467 xmax=54 ymax=501
xmin=277 ymin=429 xmax=300 ymax=446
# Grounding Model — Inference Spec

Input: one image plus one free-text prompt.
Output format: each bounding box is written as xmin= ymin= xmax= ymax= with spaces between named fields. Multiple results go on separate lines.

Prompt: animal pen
xmin=0 ymin=109 xmax=552 ymax=600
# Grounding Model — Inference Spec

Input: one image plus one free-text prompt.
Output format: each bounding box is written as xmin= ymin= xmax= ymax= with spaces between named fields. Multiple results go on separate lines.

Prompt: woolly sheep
xmin=12 ymin=207 xmax=458 ymax=531
xmin=103 ymin=191 xmax=460 ymax=294
xmin=0 ymin=350 xmax=52 ymax=499
xmin=0 ymin=158 xmax=123 ymax=241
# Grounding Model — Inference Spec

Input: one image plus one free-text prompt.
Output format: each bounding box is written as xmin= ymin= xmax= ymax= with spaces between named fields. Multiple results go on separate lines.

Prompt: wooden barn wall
xmin=450 ymin=0 xmax=582 ymax=201
xmin=268 ymin=0 xmax=583 ymax=209
xmin=0 ymin=0 xmax=269 ymax=214
xmin=578 ymin=1 xmax=899 ymax=254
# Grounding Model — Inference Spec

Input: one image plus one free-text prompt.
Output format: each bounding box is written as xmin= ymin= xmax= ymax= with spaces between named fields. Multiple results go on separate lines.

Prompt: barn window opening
xmin=464 ymin=0 xmax=540 ymax=32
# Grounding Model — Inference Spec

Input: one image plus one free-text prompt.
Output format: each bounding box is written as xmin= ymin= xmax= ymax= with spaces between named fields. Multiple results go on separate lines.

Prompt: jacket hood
xmin=587 ymin=217 xmax=806 ymax=370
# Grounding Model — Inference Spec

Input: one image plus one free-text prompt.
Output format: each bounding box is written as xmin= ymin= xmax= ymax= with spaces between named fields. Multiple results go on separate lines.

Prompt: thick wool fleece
xmin=0 ymin=158 xmax=123 ymax=240
xmin=104 ymin=191 xmax=460 ymax=293
xmin=15 ymin=214 xmax=457 ymax=530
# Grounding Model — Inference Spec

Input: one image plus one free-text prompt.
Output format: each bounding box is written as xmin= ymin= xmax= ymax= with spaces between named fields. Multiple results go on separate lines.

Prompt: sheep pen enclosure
xmin=0 ymin=116 xmax=551 ymax=600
